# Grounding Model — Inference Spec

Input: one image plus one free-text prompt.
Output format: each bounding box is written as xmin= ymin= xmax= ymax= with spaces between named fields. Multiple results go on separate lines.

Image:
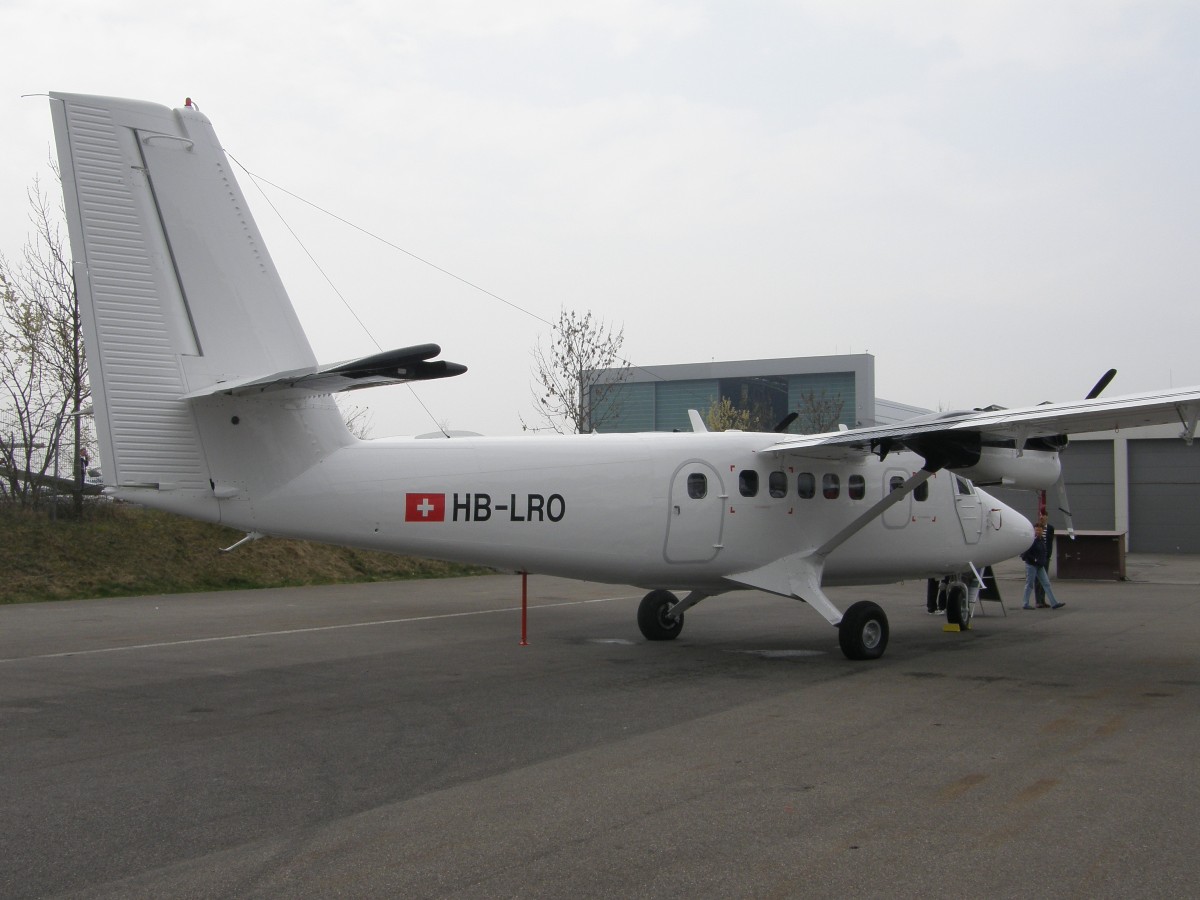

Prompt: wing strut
xmin=727 ymin=469 xmax=936 ymax=625
xmin=815 ymin=469 xmax=935 ymax=558
xmin=1179 ymin=403 xmax=1199 ymax=446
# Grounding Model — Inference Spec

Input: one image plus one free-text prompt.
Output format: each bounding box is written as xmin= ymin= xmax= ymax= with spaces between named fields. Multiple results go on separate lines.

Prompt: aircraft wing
xmin=763 ymin=385 xmax=1200 ymax=460
xmin=182 ymin=344 xmax=467 ymax=399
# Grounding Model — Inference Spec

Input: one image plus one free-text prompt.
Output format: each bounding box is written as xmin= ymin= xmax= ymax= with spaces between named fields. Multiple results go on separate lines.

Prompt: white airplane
xmin=49 ymin=93 xmax=1200 ymax=659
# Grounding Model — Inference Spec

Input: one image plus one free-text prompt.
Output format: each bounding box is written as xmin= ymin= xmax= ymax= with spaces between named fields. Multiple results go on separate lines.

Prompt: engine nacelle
xmin=953 ymin=446 xmax=1061 ymax=491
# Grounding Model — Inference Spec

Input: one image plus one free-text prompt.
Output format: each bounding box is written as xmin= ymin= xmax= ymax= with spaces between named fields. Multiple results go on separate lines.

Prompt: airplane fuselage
xmin=185 ymin=430 xmax=1034 ymax=595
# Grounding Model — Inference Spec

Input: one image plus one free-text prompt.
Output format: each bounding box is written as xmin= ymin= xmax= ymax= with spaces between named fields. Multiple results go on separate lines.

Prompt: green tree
xmin=704 ymin=388 xmax=846 ymax=434
xmin=704 ymin=396 xmax=784 ymax=432
xmin=704 ymin=396 xmax=753 ymax=431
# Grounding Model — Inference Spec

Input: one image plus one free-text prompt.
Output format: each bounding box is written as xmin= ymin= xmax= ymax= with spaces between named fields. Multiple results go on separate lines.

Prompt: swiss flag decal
xmin=405 ymin=493 xmax=446 ymax=522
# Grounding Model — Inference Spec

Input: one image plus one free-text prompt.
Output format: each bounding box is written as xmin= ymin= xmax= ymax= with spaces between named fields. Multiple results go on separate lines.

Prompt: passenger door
xmin=954 ymin=475 xmax=983 ymax=544
xmin=665 ymin=462 xmax=725 ymax=563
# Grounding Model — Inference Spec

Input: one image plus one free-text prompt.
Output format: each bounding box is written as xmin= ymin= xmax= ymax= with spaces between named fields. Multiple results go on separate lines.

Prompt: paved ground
xmin=1 ymin=556 xmax=1198 ymax=898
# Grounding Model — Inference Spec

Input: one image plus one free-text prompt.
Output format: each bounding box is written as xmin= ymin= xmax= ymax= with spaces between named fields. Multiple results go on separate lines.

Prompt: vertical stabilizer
xmin=51 ymin=93 xmax=348 ymax=521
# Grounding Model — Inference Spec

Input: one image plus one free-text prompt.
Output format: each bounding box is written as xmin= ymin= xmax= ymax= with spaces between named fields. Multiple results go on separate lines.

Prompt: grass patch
xmin=0 ymin=503 xmax=491 ymax=604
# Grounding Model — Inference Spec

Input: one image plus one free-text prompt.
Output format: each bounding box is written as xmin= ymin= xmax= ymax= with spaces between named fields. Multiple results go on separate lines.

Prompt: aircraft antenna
xmin=229 ymin=156 xmax=556 ymax=329
xmin=230 ymin=153 xmax=383 ymax=353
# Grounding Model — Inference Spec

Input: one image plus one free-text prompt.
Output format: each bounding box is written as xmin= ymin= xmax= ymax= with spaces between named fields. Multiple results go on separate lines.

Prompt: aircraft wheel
xmin=945 ymin=583 xmax=971 ymax=629
xmin=638 ymin=590 xmax=683 ymax=641
xmin=838 ymin=601 xmax=889 ymax=660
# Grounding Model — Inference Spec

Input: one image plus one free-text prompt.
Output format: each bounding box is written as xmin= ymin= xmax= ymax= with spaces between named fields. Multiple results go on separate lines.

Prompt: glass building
xmin=587 ymin=354 xmax=877 ymax=435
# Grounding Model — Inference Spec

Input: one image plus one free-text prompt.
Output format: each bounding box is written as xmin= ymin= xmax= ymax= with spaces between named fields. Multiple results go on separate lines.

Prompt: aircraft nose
xmin=983 ymin=493 xmax=1035 ymax=560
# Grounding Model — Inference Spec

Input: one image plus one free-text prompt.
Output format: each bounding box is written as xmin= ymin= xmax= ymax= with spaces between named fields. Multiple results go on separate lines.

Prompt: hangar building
xmin=989 ymin=424 xmax=1200 ymax=554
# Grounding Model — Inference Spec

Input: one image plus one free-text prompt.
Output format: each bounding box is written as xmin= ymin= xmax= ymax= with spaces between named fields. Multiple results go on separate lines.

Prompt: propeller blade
xmin=1052 ymin=472 xmax=1077 ymax=539
xmin=1086 ymin=368 xmax=1118 ymax=400
xmin=773 ymin=412 xmax=799 ymax=433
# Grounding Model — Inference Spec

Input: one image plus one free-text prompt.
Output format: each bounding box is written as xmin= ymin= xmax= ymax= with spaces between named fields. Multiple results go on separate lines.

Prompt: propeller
xmin=1086 ymin=368 xmax=1118 ymax=400
xmin=1047 ymin=369 xmax=1117 ymax=537
xmin=773 ymin=412 xmax=799 ymax=433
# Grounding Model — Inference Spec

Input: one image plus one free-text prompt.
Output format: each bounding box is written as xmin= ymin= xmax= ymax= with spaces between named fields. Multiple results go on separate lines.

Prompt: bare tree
xmin=0 ymin=175 xmax=91 ymax=511
xmin=0 ymin=281 xmax=56 ymax=505
xmin=793 ymin=388 xmax=845 ymax=434
xmin=335 ymin=397 xmax=375 ymax=439
xmin=523 ymin=308 xmax=632 ymax=434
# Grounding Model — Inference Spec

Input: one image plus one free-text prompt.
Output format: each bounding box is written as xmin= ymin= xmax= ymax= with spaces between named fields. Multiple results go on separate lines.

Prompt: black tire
xmin=945 ymin=583 xmax=970 ymax=628
xmin=638 ymin=590 xmax=683 ymax=641
xmin=838 ymin=600 xmax=889 ymax=660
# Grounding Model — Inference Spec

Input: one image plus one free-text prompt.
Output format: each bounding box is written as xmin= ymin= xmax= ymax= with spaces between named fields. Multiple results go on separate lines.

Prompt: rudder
xmin=51 ymin=93 xmax=347 ymax=520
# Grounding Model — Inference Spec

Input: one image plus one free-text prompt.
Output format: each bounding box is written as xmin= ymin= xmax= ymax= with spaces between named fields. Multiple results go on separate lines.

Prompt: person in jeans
xmin=1034 ymin=515 xmax=1056 ymax=607
xmin=1021 ymin=524 xmax=1065 ymax=610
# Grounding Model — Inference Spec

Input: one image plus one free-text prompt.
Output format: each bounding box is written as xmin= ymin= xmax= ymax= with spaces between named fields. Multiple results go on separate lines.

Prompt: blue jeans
xmin=1023 ymin=564 xmax=1059 ymax=607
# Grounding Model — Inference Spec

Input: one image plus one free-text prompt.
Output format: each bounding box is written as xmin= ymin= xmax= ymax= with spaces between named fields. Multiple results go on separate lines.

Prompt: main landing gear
xmin=837 ymin=601 xmax=889 ymax=660
xmin=637 ymin=590 xmax=684 ymax=641
xmin=636 ymin=590 xmax=891 ymax=661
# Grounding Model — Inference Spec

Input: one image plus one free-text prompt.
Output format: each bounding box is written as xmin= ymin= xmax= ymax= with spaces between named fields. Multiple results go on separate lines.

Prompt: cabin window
xmin=914 ymin=480 xmax=929 ymax=502
xmin=797 ymin=472 xmax=815 ymax=499
xmin=739 ymin=470 xmax=759 ymax=497
xmin=769 ymin=471 xmax=788 ymax=498
xmin=889 ymin=475 xmax=905 ymax=493
xmin=848 ymin=474 xmax=865 ymax=500
xmin=687 ymin=473 xmax=708 ymax=500
xmin=823 ymin=473 xmax=840 ymax=500
xmin=955 ymin=475 xmax=974 ymax=495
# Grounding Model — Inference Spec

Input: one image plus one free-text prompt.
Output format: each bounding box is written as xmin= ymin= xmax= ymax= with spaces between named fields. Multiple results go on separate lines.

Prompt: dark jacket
xmin=1021 ymin=535 xmax=1049 ymax=569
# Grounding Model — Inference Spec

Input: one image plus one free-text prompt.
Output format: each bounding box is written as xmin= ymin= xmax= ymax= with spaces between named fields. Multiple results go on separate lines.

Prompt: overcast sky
xmin=4 ymin=0 xmax=1199 ymax=436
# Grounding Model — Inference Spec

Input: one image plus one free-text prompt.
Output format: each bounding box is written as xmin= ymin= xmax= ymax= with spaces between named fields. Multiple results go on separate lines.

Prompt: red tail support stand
xmin=520 ymin=571 xmax=529 ymax=646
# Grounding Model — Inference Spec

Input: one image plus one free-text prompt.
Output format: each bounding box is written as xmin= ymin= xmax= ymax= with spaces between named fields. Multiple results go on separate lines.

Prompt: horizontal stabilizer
xmin=325 ymin=343 xmax=468 ymax=384
xmin=182 ymin=343 xmax=467 ymax=399
xmin=0 ymin=466 xmax=104 ymax=496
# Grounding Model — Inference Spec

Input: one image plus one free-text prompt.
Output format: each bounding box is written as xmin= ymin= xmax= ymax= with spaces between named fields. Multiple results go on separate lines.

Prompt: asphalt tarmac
xmin=2 ymin=555 xmax=1198 ymax=898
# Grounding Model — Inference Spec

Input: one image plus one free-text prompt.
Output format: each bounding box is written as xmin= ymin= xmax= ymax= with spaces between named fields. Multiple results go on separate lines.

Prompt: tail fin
xmin=51 ymin=93 xmax=349 ymax=522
